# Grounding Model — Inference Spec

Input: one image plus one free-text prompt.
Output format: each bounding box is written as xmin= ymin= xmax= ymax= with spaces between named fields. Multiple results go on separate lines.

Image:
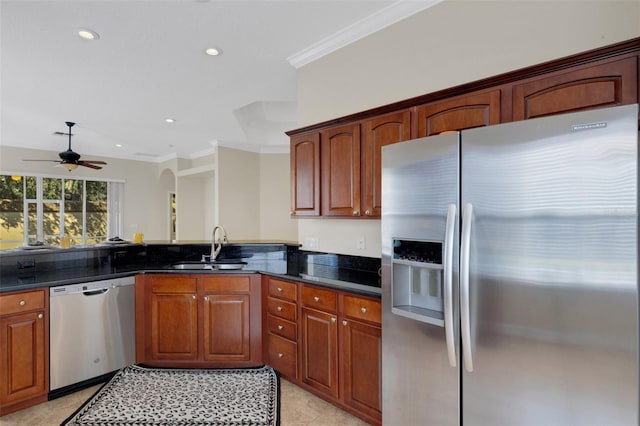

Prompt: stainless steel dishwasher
xmin=49 ymin=276 xmax=135 ymax=396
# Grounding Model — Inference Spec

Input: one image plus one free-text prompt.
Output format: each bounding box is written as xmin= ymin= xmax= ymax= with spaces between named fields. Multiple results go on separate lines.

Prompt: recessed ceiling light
xmin=165 ymin=118 xmax=176 ymax=123
xmin=115 ymin=144 xmax=123 ymax=148
xmin=78 ymin=28 xmax=100 ymax=41
xmin=205 ymin=48 xmax=221 ymax=56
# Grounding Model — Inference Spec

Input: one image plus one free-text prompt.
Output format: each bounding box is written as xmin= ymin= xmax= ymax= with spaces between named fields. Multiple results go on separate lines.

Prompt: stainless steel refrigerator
xmin=381 ymin=104 xmax=638 ymax=426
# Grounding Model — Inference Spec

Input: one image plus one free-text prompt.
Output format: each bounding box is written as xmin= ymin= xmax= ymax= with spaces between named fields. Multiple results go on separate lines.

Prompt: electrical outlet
xmin=356 ymin=235 xmax=366 ymax=250
xmin=305 ymin=237 xmax=319 ymax=249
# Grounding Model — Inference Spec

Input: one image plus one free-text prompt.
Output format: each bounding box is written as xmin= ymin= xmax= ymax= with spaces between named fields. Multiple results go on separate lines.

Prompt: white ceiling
xmin=1 ymin=0 xmax=433 ymax=163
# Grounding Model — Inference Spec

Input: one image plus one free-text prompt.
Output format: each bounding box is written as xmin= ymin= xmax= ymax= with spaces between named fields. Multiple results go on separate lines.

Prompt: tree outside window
xmin=0 ymin=175 xmax=118 ymax=249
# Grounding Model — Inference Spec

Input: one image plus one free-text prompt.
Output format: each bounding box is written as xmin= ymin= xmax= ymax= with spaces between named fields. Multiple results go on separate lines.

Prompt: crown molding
xmin=287 ymin=0 xmax=444 ymax=69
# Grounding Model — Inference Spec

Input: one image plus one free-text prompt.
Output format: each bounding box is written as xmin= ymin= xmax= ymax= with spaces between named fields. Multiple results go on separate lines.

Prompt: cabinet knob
xmin=290 ymin=211 xmax=295 ymax=216
xmin=342 ymin=320 xmax=348 ymax=326
xmin=277 ymin=287 xmax=283 ymax=292
xmin=192 ymin=295 xmax=196 ymax=300
xmin=204 ymin=296 xmax=209 ymax=301
xmin=331 ymin=317 xmax=337 ymax=323
xmin=352 ymin=210 xmax=360 ymax=216
xmin=19 ymin=300 xmax=26 ymax=306
xmin=38 ymin=313 xmax=44 ymax=319
xmin=277 ymin=306 xmax=283 ymax=311
xmin=365 ymin=209 xmax=372 ymax=216
xmin=277 ymin=325 xmax=284 ymax=330
xmin=361 ymin=307 xmax=367 ymax=314
xmin=277 ymin=353 xmax=284 ymax=358
xmin=313 ymin=296 xmax=320 ymax=302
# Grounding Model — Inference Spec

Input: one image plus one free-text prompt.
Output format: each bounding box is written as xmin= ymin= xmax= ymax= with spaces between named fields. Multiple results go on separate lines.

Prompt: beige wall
xmin=259 ymin=153 xmax=298 ymax=241
xmin=295 ymin=0 xmax=640 ymax=257
xmin=0 ymin=145 xmax=174 ymax=241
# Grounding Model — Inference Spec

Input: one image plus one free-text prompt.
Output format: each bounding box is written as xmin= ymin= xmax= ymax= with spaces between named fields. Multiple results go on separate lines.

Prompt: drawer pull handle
xmin=277 ymin=306 xmax=283 ymax=311
xmin=361 ymin=307 xmax=367 ymax=314
xmin=313 ymin=296 xmax=320 ymax=302
xmin=38 ymin=313 xmax=44 ymax=319
xmin=277 ymin=325 xmax=284 ymax=330
xmin=278 ymin=353 xmax=284 ymax=358
xmin=277 ymin=287 xmax=283 ymax=292
xmin=19 ymin=300 xmax=26 ymax=306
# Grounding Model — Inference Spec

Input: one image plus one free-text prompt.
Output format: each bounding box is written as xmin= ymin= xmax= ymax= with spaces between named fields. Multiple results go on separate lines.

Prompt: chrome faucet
xmin=210 ymin=225 xmax=228 ymax=261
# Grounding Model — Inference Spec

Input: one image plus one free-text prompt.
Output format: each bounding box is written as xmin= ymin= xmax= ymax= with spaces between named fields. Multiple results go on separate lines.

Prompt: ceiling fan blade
xmin=23 ymin=159 xmax=61 ymax=162
xmin=81 ymin=160 xmax=107 ymax=165
xmin=78 ymin=162 xmax=103 ymax=170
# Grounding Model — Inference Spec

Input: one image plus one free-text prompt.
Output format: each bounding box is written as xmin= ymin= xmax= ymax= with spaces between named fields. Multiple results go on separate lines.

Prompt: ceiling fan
xmin=24 ymin=122 xmax=107 ymax=171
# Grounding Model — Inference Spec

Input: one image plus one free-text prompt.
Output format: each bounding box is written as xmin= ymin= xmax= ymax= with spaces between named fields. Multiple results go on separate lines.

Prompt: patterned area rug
xmin=62 ymin=364 xmax=279 ymax=426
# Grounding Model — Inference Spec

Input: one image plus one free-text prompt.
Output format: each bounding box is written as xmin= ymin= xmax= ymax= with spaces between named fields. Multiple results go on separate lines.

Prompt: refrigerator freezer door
xmin=461 ymin=104 xmax=638 ymax=425
xmin=381 ymin=132 xmax=460 ymax=426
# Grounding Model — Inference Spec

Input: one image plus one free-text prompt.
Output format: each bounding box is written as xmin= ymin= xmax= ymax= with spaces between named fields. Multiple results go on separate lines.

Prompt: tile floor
xmin=1 ymin=378 xmax=369 ymax=425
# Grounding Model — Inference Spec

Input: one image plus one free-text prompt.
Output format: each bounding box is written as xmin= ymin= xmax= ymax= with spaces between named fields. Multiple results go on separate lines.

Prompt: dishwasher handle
xmin=83 ymin=288 xmax=109 ymax=296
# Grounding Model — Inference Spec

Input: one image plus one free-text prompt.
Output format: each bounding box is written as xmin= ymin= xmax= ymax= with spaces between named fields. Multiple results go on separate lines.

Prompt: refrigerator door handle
xmin=460 ymin=202 xmax=474 ymax=372
xmin=444 ymin=203 xmax=457 ymax=367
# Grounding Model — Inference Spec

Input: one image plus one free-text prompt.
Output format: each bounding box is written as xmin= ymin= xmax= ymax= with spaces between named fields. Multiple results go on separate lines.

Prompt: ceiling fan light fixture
xmin=63 ymin=163 xmax=79 ymax=171
xmin=78 ymin=28 xmax=100 ymax=41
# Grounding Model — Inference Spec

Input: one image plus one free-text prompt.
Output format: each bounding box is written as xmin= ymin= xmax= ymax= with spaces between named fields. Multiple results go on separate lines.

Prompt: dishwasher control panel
xmin=50 ymin=276 xmax=135 ymax=296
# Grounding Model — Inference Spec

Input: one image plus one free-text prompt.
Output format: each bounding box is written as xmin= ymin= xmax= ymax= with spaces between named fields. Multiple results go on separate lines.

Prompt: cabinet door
xmin=512 ymin=56 xmax=638 ymax=120
xmin=0 ymin=311 xmax=46 ymax=406
xmin=416 ymin=90 xmax=502 ymax=137
xmin=202 ymin=293 xmax=251 ymax=361
xmin=361 ymin=110 xmax=412 ymax=218
xmin=148 ymin=277 xmax=198 ymax=361
xmin=341 ymin=318 xmax=382 ymax=419
xmin=321 ymin=123 xmax=361 ymax=217
xmin=290 ymin=132 xmax=321 ymax=216
xmin=301 ymin=307 xmax=339 ymax=398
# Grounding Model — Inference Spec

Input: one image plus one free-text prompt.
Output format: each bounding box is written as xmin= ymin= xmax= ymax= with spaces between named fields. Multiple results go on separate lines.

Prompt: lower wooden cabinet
xmin=301 ymin=306 xmax=339 ymax=399
xmin=263 ymin=278 xmax=381 ymax=425
xmin=341 ymin=314 xmax=382 ymax=419
xmin=0 ymin=289 xmax=48 ymax=416
xmin=136 ymin=273 xmax=261 ymax=368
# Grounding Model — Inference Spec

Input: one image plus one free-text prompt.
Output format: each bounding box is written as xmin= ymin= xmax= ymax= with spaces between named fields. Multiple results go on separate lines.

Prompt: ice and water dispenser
xmin=391 ymin=239 xmax=445 ymax=327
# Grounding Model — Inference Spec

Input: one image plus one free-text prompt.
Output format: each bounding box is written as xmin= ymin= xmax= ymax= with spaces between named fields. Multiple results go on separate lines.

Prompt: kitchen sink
xmin=171 ymin=260 xmax=247 ymax=270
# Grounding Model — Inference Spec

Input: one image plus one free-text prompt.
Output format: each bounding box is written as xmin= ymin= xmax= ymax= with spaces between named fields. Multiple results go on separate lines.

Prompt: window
xmin=0 ymin=175 xmax=123 ymax=250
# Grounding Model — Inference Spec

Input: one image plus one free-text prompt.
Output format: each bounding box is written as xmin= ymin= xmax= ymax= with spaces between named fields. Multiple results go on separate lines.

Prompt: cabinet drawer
xmin=149 ymin=276 xmax=197 ymax=293
xmin=301 ymin=285 xmax=337 ymax=312
xmin=343 ymin=295 xmax=381 ymax=325
xmin=267 ymin=297 xmax=297 ymax=322
xmin=200 ymin=275 xmax=251 ymax=292
xmin=267 ymin=278 xmax=297 ymax=302
xmin=268 ymin=334 xmax=297 ymax=379
xmin=0 ymin=289 xmax=45 ymax=316
xmin=267 ymin=314 xmax=297 ymax=341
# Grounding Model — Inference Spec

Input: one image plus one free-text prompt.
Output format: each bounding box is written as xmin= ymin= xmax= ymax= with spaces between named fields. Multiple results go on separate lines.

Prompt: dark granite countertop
xmin=0 ymin=243 xmax=381 ymax=298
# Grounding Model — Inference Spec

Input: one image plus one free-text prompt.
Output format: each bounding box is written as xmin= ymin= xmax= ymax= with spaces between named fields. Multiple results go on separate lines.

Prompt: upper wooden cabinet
xmin=287 ymin=38 xmax=640 ymax=220
xmin=415 ymin=89 xmax=502 ymax=137
xmin=361 ymin=110 xmax=412 ymax=218
xmin=290 ymin=132 xmax=320 ymax=216
xmin=512 ymin=56 xmax=638 ymax=120
xmin=321 ymin=123 xmax=361 ymax=217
